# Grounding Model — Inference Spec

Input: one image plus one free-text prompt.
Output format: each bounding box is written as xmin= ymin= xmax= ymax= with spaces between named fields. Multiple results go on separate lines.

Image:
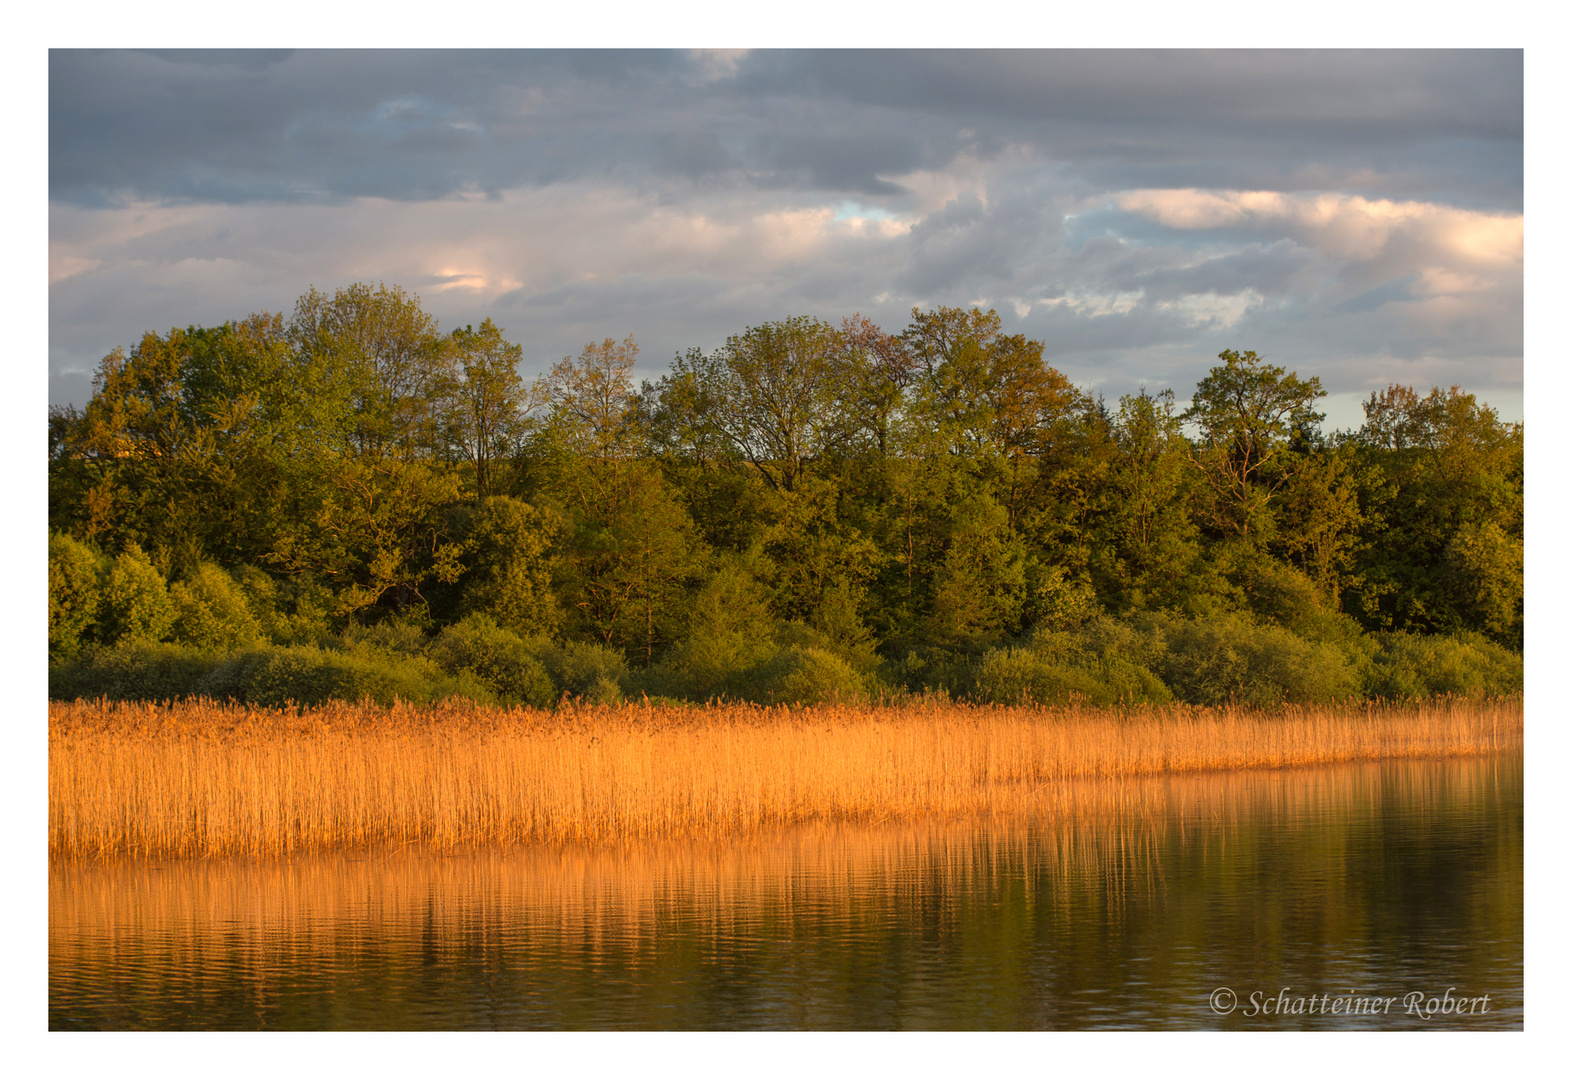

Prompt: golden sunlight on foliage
xmin=49 ymin=698 xmax=1520 ymax=861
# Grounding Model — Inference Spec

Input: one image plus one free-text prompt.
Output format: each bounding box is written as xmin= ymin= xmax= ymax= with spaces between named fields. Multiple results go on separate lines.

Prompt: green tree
xmin=279 ymin=456 xmax=468 ymax=619
xmin=456 ymin=496 xmax=563 ymax=637
xmin=661 ymin=556 xmax=780 ymax=699
xmin=1440 ymin=521 xmax=1522 ymax=646
xmin=756 ymin=474 xmax=882 ymax=626
xmin=1273 ymin=441 xmax=1369 ymax=607
xmin=534 ymin=334 xmax=645 ymax=510
xmin=902 ymin=305 xmax=1082 ymax=530
xmin=904 ymin=307 xmax=1078 ymax=457
xmin=287 ymin=282 xmax=449 ymax=458
xmin=1181 ymin=349 xmax=1326 ymax=543
xmin=538 ymin=334 xmax=643 ymax=461
xmin=1352 ymin=384 xmax=1522 ymax=644
xmin=922 ymin=489 xmax=1028 ymax=650
xmin=642 ymin=352 xmax=769 ymax=555
xmin=556 ymin=464 xmax=705 ymax=665
xmin=1087 ymin=389 xmax=1205 ymax=612
xmin=48 ymin=313 xmax=353 ymax=580
xmin=707 ymin=316 xmax=848 ymax=493
xmin=442 ymin=319 xmax=527 ymax=497
xmin=834 ymin=312 xmax=915 ymax=462
xmin=643 ymin=353 xmax=732 ymax=470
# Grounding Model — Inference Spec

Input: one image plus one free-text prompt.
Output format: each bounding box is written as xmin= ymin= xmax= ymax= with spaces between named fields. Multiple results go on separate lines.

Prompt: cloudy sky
xmin=48 ymin=49 xmax=1523 ymax=431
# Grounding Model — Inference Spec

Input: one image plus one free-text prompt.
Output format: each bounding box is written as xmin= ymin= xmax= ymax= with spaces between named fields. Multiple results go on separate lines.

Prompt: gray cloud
xmin=51 ymin=50 xmax=1522 ymax=209
xmin=49 ymin=49 xmax=1522 ymax=427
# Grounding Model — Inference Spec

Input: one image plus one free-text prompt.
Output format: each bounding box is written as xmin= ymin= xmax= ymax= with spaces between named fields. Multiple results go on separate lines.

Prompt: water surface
xmin=50 ymin=754 xmax=1522 ymax=1029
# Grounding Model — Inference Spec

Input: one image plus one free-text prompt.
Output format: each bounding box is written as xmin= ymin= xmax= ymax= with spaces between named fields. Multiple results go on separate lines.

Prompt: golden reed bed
xmin=48 ymin=697 xmax=1522 ymax=860
xmin=53 ymin=758 xmax=1520 ymax=980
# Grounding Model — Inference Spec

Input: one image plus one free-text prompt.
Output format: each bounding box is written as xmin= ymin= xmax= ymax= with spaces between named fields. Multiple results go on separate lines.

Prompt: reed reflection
xmin=50 ymin=755 xmax=1522 ymax=1030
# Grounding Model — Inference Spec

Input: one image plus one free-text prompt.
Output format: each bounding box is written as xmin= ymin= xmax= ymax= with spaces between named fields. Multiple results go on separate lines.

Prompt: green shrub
xmin=880 ymin=647 xmax=977 ymax=700
xmin=545 ymin=641 xmax=630 ymax=704
xmin=776 ymin=616 xmax=882 ymax=676
xmin=1153 ymin=612 xmax=1360 ymax=706
xmin=98 ymin=543 xmax=175 ymax=646
xmin=49 ymin=533 xmax=105 ymax=660
xmin=739 ymin=646 xmax=866 ymax=705
xmin=50 ymin=642 xmax=216 ymax=702
xmin=341 ymin=618 xmax=429 ymax=658
xmin=973 ymin=627 xmax=1172 ymax=707
xmin=974 ymin=647 xmax=1108 ymax=705
xmin=1072 ymin=614 xmax=1171 ymax=673
xmin=1235 ymin=559 xmax=1324 ymax=633
xmin=169 ymin=563 xmax=264 ymax=651
xmin=428 ymin=614 xmax=556 ymax=708
xmin=199 ymin=644 xmax=452 ymax=708
xmin=1365 ymin=631 xmax=1523 ymax=700
xmin=231 ymin=566 xmax=336 ymax=645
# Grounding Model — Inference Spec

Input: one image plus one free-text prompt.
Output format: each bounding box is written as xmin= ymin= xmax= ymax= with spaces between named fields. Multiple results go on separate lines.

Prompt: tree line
xmin=47 ymin=282 xmax=1523 ymax=708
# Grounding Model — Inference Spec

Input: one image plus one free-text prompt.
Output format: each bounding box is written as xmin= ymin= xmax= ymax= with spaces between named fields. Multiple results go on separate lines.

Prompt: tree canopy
xmin=49 ymin=284 xmax=1523 ymax=707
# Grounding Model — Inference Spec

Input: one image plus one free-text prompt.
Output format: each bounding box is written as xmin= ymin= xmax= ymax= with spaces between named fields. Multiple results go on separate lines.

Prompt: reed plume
xmin=49 ymin=697 xmax=1521 ymax=860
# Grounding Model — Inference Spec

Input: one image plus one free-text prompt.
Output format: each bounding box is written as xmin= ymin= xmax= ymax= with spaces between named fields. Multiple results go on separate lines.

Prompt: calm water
xmin=49 ymin=755 xmax=1522 ymax=1030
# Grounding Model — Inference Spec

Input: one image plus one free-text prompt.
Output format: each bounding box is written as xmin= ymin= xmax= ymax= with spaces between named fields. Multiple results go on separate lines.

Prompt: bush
xmin=230 ymin=567 xmax=337 ymax=646
xmin=99 ymin=543 xmax=175 ymax=646
xmin=50 ymin=636 xmax=502 ymax=708
xmin=50 ymin=642 xmax=217 ymax=702
xmin=341 ymin=618 xmax=429 ymax=659
xmin=881 ymin=647 xmax=977 ymax=700
xmin=544 ymin=641 xmax=630 ymax=704
xmin=734 ymin=646 xmax=866 ymax=705
xmin=973 ymin=626 xmax=1172 ymax=707
xmin=974 ymin=647 xmax=1110 ymax=705
xmin=1235 ymin=559 xmax=1317 ymax=629
xmin=1072 ymin=614 xmax=1171 ymax=673
xmin=428 ymin=615 xmax=556 ymax=708
xmin=200 ymin=644 xmax=457 ymax=708
xmin=1153 ymin=612 xmax=1360 ymax=706
xmin=169 ymin=563 xmax=264 ymax=651
xmin=49 ymin=533 xmax=105 ymax=660
xmin=1365 ymin=631 xmax=1523 ymax=700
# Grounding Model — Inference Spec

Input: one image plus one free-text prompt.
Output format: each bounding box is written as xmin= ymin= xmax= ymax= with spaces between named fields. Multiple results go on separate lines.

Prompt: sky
xmin=48 ymin=49 xmax=1524 ymax=432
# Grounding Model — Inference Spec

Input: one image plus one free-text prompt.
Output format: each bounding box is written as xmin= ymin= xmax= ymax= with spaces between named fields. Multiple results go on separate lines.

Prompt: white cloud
xmin=684 ymin=49 xmax=749 ymax=83
xmin=1116 ymin=188 xmax=1522 ymax=270
xmin=1039 ymin=291 xmax=1146 ymax=318
xmin=47 ymin=177 xmax=1523 ymax=421
xmin=1156 ymin=289 xmax=1263 ymax=329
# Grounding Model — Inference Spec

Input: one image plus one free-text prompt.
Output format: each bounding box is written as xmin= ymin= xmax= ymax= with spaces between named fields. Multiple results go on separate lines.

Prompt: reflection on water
xmin=49 ymin=755 xmax=1522 ymax=1030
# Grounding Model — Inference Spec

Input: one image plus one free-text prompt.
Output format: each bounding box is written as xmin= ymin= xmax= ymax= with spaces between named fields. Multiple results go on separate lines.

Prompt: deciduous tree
xmin=443 ymin=319 xmax=527 ymax=497
xmin=1181 ymin=349 xmax=1326 ymax=543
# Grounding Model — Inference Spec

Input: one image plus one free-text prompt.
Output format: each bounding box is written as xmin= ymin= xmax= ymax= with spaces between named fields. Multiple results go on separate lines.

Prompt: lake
xmin=49 ymin=753 xmax=1521 ymax=1029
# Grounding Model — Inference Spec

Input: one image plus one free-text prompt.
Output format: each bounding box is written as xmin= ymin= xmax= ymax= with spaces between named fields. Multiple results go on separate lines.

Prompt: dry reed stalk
xmin=51 ymin=756 xmax=1518 ymax=966
xmin=48 ymin=697 xmax=1522 ymax=861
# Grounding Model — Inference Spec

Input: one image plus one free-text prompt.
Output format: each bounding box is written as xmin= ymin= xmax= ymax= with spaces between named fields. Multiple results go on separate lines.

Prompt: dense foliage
xmin=49 ymin=283 xmax=1523 ymax=707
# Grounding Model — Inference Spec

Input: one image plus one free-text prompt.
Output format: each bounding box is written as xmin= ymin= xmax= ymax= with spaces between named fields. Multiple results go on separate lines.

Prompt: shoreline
xmin=49 ymin=697 xmax=1523 ymax=862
